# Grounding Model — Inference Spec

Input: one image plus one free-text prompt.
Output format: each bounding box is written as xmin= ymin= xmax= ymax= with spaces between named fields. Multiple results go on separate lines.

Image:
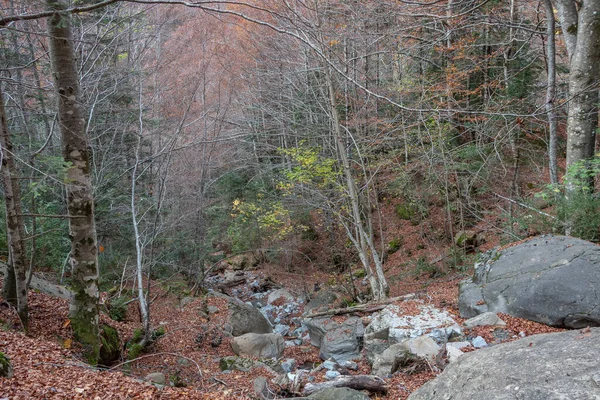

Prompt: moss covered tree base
xmin=70 ymin=301 xmax=100 ymax=365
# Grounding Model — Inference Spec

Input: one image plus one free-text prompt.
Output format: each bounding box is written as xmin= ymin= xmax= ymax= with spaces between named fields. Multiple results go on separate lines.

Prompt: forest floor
xmin=0 ymin=260 xmax=562 ymax=399
xmin=0 ymin=154 xmax=565 ymax=398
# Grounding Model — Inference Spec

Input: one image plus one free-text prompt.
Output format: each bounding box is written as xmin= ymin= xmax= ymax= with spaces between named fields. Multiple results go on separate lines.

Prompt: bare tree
xmin=0 ymin=85 xmax=29 ymax=330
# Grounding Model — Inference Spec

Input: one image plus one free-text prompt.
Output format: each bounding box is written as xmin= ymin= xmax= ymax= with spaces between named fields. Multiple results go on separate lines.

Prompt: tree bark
xmin=554 ymin=0 xmax=578 ymax=62
xmin=47 ymin=0 xmax=100 ymax=363
xmin=564 ymin=0 xmax=600 ymax=188
xmin=0 ymin=85 xmax=29 ymax=330
xmin=544 ymin=0 xmax=559 ymax=185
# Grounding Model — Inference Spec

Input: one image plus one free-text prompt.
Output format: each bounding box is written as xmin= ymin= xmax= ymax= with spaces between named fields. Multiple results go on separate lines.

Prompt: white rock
xmin=464 ymin=312 xmax=506 ymax=328
xmin=446 ymin=345 xmax=464 ymax=363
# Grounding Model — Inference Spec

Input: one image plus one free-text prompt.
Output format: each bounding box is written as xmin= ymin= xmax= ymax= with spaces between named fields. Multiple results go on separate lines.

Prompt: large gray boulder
xmin=231 ymin=333 xmax=285 ymax=359
xmin=371 ymin=336 xmax=440 ymax=377
xmin=211 ymin=293 xmax=272 ymax=336
xmin=308 ymin=387 xmax=370 ymax=400
xmin=459 ymin=235 xmax=600 ymax=328
xmin=304 ymin=317 xmax=364 ymax=362
xmin=408 ymin=328 xmax=600 ymax=400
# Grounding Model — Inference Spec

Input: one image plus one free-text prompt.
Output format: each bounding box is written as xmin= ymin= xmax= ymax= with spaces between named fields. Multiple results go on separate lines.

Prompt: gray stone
xmin=179 ymin=296 xmax=195 ymax=308
xmin=268 ymin=289 xmax=295 ymax=305
xmin=471 ymin=336 xmax=487 ymax=348
xmin=339 ymin=360 xmax=359 ymax=370
xmin=274 ymin=324 xmax=290 ymax=336
xmin=282 ymin=358 xmax=297 ymax=373
xmin=372 ymin=336 xmax=440 ymax=377
xmin=316 ymin=317 xmax=363 ymax=362
xmin=364 ymin=338 xmax=390 ymax=365
xmin=231 ymin=333 xmax=284 ymax=358
xmin=207 ymin=305 xmax=219 ymax=314
xmin=145 ymin=372 xmax=166 ymax=385
xmin=325 ymin=370 xmax=341 ymax=380
xmin=445 ymin=345 xmax=463 ymax=363
xmin=253 ymin=376 xmax=275 ymax=400
xmin=458 ymin=236 xmax=600 ymax=328
xmin=464 ymin=312 xmax=506 ymax=328
xmin=446 ymin=341 xmax=470 ymax=350
xmin=321 ymin=360 xmax=336 ymax=370
xmin=210 ymin=293 xmax=272 ymax=336
xmin=305 ymin=291 xmax=339 ymax=314
xmin=408 ymin=328 xmax=600 ymax=400
xmin=307 ymin=387 xmax=370 ymax=400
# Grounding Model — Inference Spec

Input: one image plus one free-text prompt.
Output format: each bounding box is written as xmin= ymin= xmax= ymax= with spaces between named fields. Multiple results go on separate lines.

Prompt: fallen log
xmin=0 ymin=263 xmax=73 ymax=300
xmin=303 ymin=293 xmax=416 ymax=318
xmin=303 ymin=375 xmax=388 ymax=395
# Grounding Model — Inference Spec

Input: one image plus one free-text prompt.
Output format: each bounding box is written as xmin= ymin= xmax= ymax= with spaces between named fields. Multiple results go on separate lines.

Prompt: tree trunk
xmin=544 ymin=0 xmax=559 ymax=185
xmin=564 ymin=0 xmax=600 ymax=189
xmin=47 ymin=0 xmax=100 ymax=363
xmin=325 ymin=66 xmax=389 ymax=300
xmin=0 ymin=86 xmax=29 ymax=330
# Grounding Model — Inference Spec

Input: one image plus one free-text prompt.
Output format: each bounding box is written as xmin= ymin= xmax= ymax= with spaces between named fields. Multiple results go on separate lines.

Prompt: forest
xmin=0 ymin=0 xmax=599 ymax=398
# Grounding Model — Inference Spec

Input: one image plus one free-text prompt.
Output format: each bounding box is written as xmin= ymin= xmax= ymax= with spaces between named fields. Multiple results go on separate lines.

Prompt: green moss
xmin=151 ymin=326 xmax=166 ymax=341
xmin=127 ymin=343 xmax=143 ymax=360
xmin=99 ymin=324 xmax=120 ymax=366
xmin=0 ymin=352 xmax=12 ymax=378
xmin=396 ymin=203 xmax=416 ymax=220
xmin=352 ymin=269 xmax=366 ymax=278
xmin=387 ymin=237 xmax=404 ymax=254
xmin=70 ymin=307 xmax=100 ymax=365
xmin=108 ymin=297 xmax=128 ymax=322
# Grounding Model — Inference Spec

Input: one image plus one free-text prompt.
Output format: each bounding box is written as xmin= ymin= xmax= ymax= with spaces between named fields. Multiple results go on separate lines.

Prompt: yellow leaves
xmin=63 ymin=338 xmax=72 ymax=349
xmin=62 ymin=319 xmax=71 ymax=328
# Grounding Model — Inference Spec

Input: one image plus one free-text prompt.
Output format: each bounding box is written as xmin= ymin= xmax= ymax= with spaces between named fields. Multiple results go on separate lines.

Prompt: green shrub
xmin=108 ymin=297 xmax=128 ymax=322
xmin=387 ymin=237 xmax=403 ymax=254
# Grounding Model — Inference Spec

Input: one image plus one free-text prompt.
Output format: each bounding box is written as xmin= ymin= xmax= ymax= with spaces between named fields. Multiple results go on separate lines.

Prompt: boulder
xmin=464 ymin=312 xmax=506 ymax=328
xmin=371 ymin=336 xmax=440 ymax=377
xmin=145 ymin=372 xmax=166 ymax=386
xmin=304 ymin=317 xmax=364 ymax=362
xmin=408 ymin=328 xmax=600 ymax=400
xmin=458 ymin=235 xmax=600 ymax=328
xmin=304 ymin=291 xmax=339 ymax=314
xmin=231 ymin=333 xmax=284 ymax=359
xmin=307 ymin=387 xmax=370 ymax=400
xmin=253 ymin=376 xmax=275 ymax=400
xmin=267 ymin=289 xmax=295 ymax=305
xmin=211 ymin=293 xmax=272 ymax=336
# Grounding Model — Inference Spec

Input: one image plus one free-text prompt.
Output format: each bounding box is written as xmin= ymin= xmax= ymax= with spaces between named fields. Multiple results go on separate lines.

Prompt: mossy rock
xmin=99 ymin=324 xmax=121 ymax=366
xmin=0 ymin=351 xmax=13 ymax=378
xmin=219 ymin=356 xmax=254 ymax=371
